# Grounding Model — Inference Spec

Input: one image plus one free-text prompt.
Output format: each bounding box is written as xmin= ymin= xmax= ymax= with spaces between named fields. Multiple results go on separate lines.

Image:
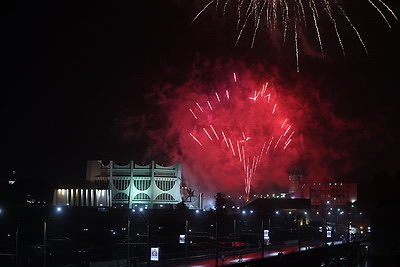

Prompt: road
xmin=171 ymin=240 xmax=345 ymax=267
xmin=172 ymin=245 xmax=306 ymax=266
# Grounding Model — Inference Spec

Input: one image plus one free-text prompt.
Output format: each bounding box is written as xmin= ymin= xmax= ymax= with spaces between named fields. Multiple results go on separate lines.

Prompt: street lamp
xmin=233 ymin=217 xmax=236 ymax=250
xmin=43 ymin=207 xmax=62 ymax=267
xmin=296 ymin=210 xmax=301 ymax=251
xmin=185 ymin=219 xmax=189 ymax=259
xmin=215 ymin=221 xmax=219 ymax=267
xmin=135 ymin=209 xmax=150 ymax=267
xmin=127 ymin=209 xmax=135 ymax=267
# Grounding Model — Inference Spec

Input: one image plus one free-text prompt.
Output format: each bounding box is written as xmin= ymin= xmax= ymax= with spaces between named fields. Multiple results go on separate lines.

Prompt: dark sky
xmin=1 ymin=0 xmax=399 ymax=191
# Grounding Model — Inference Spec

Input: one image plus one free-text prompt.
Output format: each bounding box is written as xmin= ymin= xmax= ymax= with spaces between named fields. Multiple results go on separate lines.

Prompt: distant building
xmin=308 ymin=182 xmax=357 ymax=212
xmin=54 ymin=160 xmax=189 ymax=209
xmin=53 ymin=188 xmax=111 ymax=207
xmin=98 ymin=160 xmax=183 ymax=209
xmin=289 ymin=173 xmax=357 ymax=213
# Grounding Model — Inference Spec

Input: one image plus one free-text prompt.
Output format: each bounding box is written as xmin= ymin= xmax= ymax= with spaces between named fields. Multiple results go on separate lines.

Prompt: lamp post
xmin=233 ymin=218 xmax=236 ymax=250
xmin=261 ymin=220 xmax=264 ymax=258
xmin=138 ymin=210 xmax=150 ymax=267
xmin=43 ymin=219 xmax=47 ymax=267
xmin=43 ymin=207 xmax=62 ymax=267
xmin=185 ymin=219 xmax=188 ymax=259
xmin=180 ymin=211 xmax=197 ymax=262
xmin=127 ymin=217 xmax=131 ymax=267
xmin=215 ymin=221 xmax=218 ymax=267
xmin=297 ymin=210 xmax=301 ymax=251
xmin=147 ymin=220 xmax=150 ymax=267
xmin=15 ymin=225 xmax=19 ymax=267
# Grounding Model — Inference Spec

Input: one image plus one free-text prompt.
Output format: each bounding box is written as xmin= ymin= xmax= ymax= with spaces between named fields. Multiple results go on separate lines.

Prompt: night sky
xmin=1 ymin=1 xmax=399 ymax=198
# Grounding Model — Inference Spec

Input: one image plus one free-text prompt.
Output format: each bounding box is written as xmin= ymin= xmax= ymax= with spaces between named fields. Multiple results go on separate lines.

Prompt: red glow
xmin=184 ymin=72 xmax=295 ymax=199
xmin=145 ymin=62 xmax=366 ymax=199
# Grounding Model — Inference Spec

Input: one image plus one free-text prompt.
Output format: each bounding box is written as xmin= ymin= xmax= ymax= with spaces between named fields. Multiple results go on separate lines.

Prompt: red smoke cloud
xmin=145 ymin=60 xmax=367 ymax=198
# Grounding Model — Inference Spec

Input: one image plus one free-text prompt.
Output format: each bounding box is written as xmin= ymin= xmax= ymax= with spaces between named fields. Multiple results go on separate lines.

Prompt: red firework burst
xmin=188 ymin=73 xmax=295 ymax=200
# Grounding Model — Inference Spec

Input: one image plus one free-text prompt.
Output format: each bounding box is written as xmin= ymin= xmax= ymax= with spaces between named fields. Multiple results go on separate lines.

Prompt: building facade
xmin=86 ymin=160 xmax=183 ymax=209
xmin=289 ymin=174 xmax=357 ymax=213
xmin=308 ymin=182 xmax=357 ymax=211
xmin=53 ymin=188 xmax=111 ymax=207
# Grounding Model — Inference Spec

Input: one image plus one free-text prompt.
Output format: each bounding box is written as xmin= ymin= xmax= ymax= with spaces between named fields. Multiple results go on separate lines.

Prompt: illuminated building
xmin=53 ymin=160 xmax=204 ymax=209
xmin=289 ymin=173 xmax=357 ymax=212
xmin=308 ymin=182 xmax=357 ymax=211
xmin=86 ymin=160 xmax=183 ymax=209
xmin=53 ymin=188 xmax=111 ymax=207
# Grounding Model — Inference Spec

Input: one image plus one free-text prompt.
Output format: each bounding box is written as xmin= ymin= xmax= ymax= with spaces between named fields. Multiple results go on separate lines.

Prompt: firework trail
xmin=193 ymin=0 xmax=398 ymax=71
xmin=139 ymin=61 xmax=373 ymax=199
xmin=188 ymin=74 xmax=295 ymax=200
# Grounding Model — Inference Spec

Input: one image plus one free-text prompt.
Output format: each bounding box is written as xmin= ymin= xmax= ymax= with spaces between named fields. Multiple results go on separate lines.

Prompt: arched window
xmin=133 ymin=193 xmax=151 ymax=200
xmin=155 ymin=193 xmax=175 ymax=201
xmin=155 ymin=179 xmax=176 ymax=191
xmin=112 ymin=179 xmax=130 ymax=190
xmin=113 ymin=192 xmax=129 ymax=200
xmin=133 ymin=179 xmax=151 ymax=191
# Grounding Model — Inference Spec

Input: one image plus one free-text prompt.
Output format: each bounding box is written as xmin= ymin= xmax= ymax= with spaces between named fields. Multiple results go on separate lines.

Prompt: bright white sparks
xmin=188 ymin=77 xmax=295 ymax=201
xmin=194 ymin=0 xmax=398 ymax=71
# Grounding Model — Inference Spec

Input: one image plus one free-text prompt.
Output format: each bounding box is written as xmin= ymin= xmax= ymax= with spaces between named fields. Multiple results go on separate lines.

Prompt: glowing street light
xmin=43 ymin=207 xmax=62 ymax=267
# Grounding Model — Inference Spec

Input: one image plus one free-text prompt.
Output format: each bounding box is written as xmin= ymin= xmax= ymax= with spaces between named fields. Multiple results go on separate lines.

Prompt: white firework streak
xmin=189 ymin=83 xmax=294 ymax=200
xmin=194 ymin=0 xmax=398 ymax=69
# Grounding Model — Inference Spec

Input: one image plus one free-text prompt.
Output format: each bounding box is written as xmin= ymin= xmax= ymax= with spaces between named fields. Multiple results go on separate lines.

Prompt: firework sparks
xmin=194 ymin=0 xmax=398 ymax=71
xmin=196 ymin=102 xmax=204 ymax=113
xmin=210 ymin=124 xmax=220 ymax=140
xmin=148 ymin=63 xmax=371 ymax=201
xmin=188 ymin=74 xmax=295 ymax=200
xmin=189 ymin=108 xmax=198 ymax=120
xmin=190 ymin=133 xmax=203 ymax=147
